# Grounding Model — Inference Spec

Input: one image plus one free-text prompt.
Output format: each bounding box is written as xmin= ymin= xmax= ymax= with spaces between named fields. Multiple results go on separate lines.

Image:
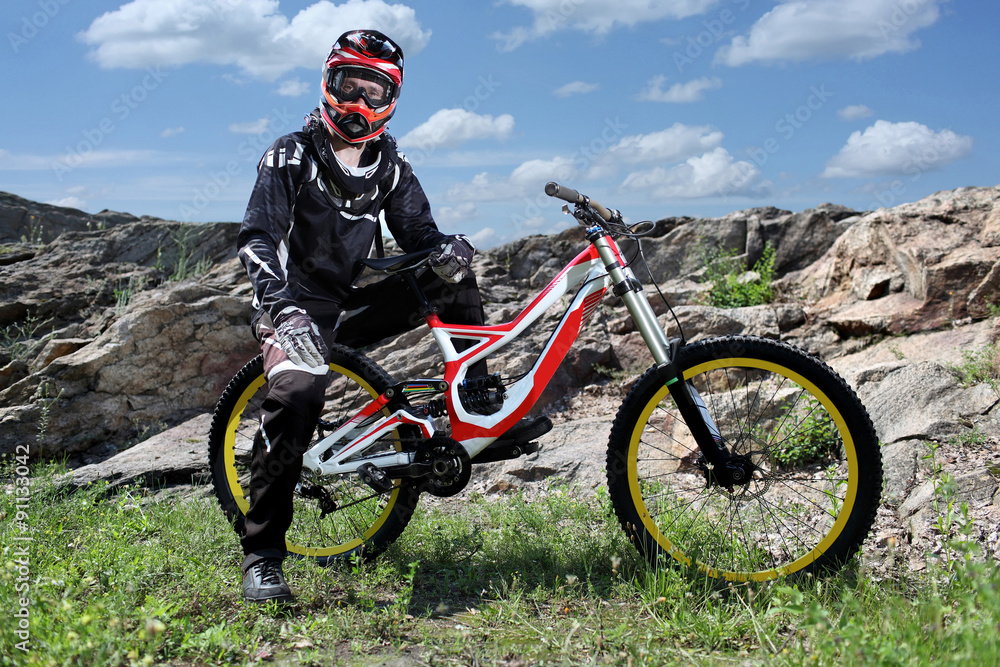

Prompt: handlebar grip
xmin=544 ymin=181 xmax=581 ymax=203
xmin=545 ymin=181 xmax=613 ymax=222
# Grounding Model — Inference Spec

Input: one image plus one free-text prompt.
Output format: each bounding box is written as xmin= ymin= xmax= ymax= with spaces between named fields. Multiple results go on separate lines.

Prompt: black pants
xmin=240 ymin=270 xmax=485 ymax=567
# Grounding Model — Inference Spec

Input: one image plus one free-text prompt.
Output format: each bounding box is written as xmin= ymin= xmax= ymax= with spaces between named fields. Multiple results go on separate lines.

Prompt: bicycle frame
xmin=300 ymin=230 xmax=674 ymax=476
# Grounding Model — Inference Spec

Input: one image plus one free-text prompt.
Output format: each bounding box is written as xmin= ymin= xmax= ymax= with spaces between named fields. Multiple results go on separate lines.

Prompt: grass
xmin=946 ymin=343 xmax=999 ymax=395
xmin=2 ymin=463 xmax=999 ymax=666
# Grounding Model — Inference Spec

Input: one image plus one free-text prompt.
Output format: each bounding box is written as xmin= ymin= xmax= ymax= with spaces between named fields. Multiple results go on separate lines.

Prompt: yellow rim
xmin=222 ymin=361 xmax=401 ymax=558
xmin=627 ymin=357 xmax=859 ymax=581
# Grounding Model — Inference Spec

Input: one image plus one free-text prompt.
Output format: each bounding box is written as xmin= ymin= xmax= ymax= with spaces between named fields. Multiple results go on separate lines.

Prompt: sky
xmin=2 ymin=0 xmax=998 ymax=248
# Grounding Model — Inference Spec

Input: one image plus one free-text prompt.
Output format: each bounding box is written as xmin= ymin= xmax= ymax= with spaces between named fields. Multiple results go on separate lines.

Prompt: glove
xmin=428 ymin=235 xmax=475 ymax=283
xmin=273 ymin=306 xmax=329 ymax=369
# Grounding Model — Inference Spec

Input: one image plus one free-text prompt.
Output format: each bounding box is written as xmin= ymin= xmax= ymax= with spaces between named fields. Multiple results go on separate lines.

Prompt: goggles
xmin=325 ymin=66 xmax=396 ymax=108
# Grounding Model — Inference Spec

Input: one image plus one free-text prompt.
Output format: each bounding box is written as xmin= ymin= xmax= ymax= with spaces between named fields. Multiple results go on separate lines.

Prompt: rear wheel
xmin=606 ymin=336 xmax=881 ymax=581
xmin=208 ymin=347 xmax=420 ymax=564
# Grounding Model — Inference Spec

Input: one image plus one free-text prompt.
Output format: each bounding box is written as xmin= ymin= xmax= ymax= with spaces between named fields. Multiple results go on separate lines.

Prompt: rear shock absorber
xmin=458 ymin=374 xmax=507 ymax=415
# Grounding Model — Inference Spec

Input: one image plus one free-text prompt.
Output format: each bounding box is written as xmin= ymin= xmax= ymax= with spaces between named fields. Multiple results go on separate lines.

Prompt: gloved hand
xmin=428 ymin=235 xmax=475 ymax=283
xmin=273 ymin=306 xmax=329 ymax=369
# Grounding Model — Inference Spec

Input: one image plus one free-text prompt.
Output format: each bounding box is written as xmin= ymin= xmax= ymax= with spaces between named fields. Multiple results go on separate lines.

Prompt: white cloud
xmin=837 ymin=105 xmax=874 ymax=121
xmin=398 ymin=109 xmax=514 ymax=151
xmin=45 ymin=196 xmax=88 ymax=210
xmin=436 ymin=202 xmax=478 ymax=226
xmin=638 ymin=76 xmax=721 ymax=103
xmin=621 ymin=147 xmax=767 ymax=198
xmin=161 ymin=126 xmax=185 ymax=137
xmin=80 ymin=0 xmax=431 ymax=80
xmin=493 ymin=0 xmax=721 ymax=51
xmin=447 ymin=156 xmax=578 ymax=203
xmin=468 ymin=226 xmax=497 ymax=247
xmin=276 ymin=79 xmax=311 ymax=97
xmin=229 ymin=118 xmax=272 ymax=134
xmin=822 ymin=120 xmax=973 ymax=179
xmin=716 ymin=0 xmax=945 ymax=66
xmin=445 ymin=122 xmax=732 ymax=203
xmin=0 ymin=147 xmax=164 ymax=171
xmin=609 ymin=123 xmax=724 ymax=163
xmin=553 ymin=81 xmax=598 ymax=97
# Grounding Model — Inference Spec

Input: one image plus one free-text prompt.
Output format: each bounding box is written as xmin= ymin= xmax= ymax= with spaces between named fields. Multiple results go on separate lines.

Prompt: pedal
xmin=357 ymin=462 xmax=395 ymax=494
xmin=492 ymin=415 xmax=553 ymax=447
xmin=472 ymin=440 xmax=541 ymax=464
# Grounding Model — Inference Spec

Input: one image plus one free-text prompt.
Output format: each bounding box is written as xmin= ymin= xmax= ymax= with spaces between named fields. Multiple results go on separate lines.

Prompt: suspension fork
xmin=589 ymin=231 xmax=735 ymax=482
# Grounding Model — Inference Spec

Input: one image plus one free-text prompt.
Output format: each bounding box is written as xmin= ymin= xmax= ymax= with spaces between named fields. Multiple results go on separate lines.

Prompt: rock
xmin=899 ymin=469 xmax=1000 ymax=519
xmin=65 ymin=413 xmax=213 ymax=490
xmin=0 ymin=191 xmax=135 ymax=244
xmin=665 ymin=304 xmax=781 ymax=341
xmin=881 ymin=439 xmax=925 ymax=506
xmin=856 ymin=361 xmax=997 ymax=445
xmin=0 ymin=282 xmax=257 ymax=457
xmin=35 ymin=338 xmax=92 ymax=369
xmin=794 ymin=185 xmax=1000 ymax=333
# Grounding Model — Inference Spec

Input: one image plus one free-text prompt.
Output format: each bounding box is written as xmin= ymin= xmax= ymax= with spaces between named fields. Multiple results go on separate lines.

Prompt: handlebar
xmin=545 ymin=181 xmax=614 ymax=223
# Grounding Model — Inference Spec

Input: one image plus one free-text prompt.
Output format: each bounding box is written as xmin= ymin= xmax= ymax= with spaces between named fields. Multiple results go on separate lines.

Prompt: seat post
xmin=403 ymin=271 xmax=436 ymax=318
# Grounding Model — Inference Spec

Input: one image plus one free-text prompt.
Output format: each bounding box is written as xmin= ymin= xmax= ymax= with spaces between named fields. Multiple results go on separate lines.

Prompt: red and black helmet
xmin=320 ymin=29 xmax=404 ymax=144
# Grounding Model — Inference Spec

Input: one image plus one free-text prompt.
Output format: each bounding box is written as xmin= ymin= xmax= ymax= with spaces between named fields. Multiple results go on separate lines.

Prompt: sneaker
xmin=494 ymin=415 xmax=552 ymax=445
xmin=242 ymin=558 xmax=294 ymax=604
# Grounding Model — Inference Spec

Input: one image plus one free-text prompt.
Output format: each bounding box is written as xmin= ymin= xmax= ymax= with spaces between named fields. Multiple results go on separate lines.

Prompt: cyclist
xmin=235 ymin=29 xmax=548 ymax=604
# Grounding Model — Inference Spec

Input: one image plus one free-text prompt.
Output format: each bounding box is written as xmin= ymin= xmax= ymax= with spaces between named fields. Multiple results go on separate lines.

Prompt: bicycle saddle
xmin=359 ymin=247 xmax=434 ymax=273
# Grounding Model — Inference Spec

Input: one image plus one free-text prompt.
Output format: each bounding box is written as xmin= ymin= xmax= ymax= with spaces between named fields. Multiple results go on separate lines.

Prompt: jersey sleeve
xmin=236 ymin=136 xmax=311 ymax=319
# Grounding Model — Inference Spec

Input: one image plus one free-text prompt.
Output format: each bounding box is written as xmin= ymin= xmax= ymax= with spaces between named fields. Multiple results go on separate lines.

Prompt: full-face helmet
xmin=320 ymin=29 xmax=403 ymax=143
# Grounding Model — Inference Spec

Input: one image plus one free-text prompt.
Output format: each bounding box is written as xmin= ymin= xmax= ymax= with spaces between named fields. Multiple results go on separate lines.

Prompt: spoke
xmin=644 ymin=408 xmax=699 ymax=456
xmin=755 ymin=494 xmax=827 ymax=538
xmin=755 ymin=494 xmax=800 ymax=564
xmin=773 ymin=474 xmax=848 ymax=501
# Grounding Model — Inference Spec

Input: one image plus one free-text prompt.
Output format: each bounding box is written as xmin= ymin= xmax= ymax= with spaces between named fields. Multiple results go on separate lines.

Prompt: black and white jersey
xmin=237 ymin=128 xmax=447 ymax=323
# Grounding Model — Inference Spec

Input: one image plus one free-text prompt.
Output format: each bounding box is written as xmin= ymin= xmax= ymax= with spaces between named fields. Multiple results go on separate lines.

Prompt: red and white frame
xmin=302 ymin=242 xmax=617 ymax=475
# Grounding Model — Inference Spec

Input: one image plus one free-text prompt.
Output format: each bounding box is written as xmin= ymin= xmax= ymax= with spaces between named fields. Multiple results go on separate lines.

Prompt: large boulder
xmin=0 ymin=280 xmax=257 ymax=458
xmin=792 ymin=185 xmax=1000 ymax=334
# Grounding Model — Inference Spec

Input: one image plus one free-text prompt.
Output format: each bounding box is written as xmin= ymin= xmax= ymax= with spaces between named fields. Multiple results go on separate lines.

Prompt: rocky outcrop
xmin=789 ymin=186 xmax=1000 ymax=339
xmin=2 ymin=186 xmax=1000 ymax=569
xmin=0 ymin=191 xmax=137 ymax=245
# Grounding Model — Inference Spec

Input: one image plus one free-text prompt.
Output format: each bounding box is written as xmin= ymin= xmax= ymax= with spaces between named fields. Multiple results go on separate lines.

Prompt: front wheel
xmin=208 ymin=347 xmax=420 ymax=565
xmin=606 ymin=335 xmax=881 ymax=581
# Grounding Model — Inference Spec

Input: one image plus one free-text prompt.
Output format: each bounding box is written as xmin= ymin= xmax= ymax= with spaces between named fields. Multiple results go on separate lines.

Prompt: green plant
xmin=113 ymin=275 xmax=148 ymax=315
xmin=702 ymin=242 xmax=776 ymax=309
xmin=167 ymin=226 xmax=213 ymax=282
xmin=20 ymin=214 xmax=45 ymax=245
xmin=770 ymin=394 xmax=841 ymax=467
xmin=0 ymin=314 xmax=44 ymax=363
xmin=947 ymin=344 xmax=999 ymax=395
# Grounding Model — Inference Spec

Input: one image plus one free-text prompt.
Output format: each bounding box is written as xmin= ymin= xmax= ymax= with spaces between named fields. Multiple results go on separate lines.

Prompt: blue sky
xmin=2 ymin=0 xmax=997 ymax=247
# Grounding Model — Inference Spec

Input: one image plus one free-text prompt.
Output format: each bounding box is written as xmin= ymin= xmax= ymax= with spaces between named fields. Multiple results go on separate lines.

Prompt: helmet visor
xmin=326 ymin=66 xmax=396 ymax=108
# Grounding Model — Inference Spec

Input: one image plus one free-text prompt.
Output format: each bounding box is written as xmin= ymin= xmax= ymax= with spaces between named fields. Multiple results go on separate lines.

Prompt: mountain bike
xmin=209 ymin=182 xmax=882 ymax=582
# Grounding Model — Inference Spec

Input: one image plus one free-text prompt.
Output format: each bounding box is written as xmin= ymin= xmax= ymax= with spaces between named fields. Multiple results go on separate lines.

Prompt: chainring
xmin=414 ymin=436 xmax=472 ymax=498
